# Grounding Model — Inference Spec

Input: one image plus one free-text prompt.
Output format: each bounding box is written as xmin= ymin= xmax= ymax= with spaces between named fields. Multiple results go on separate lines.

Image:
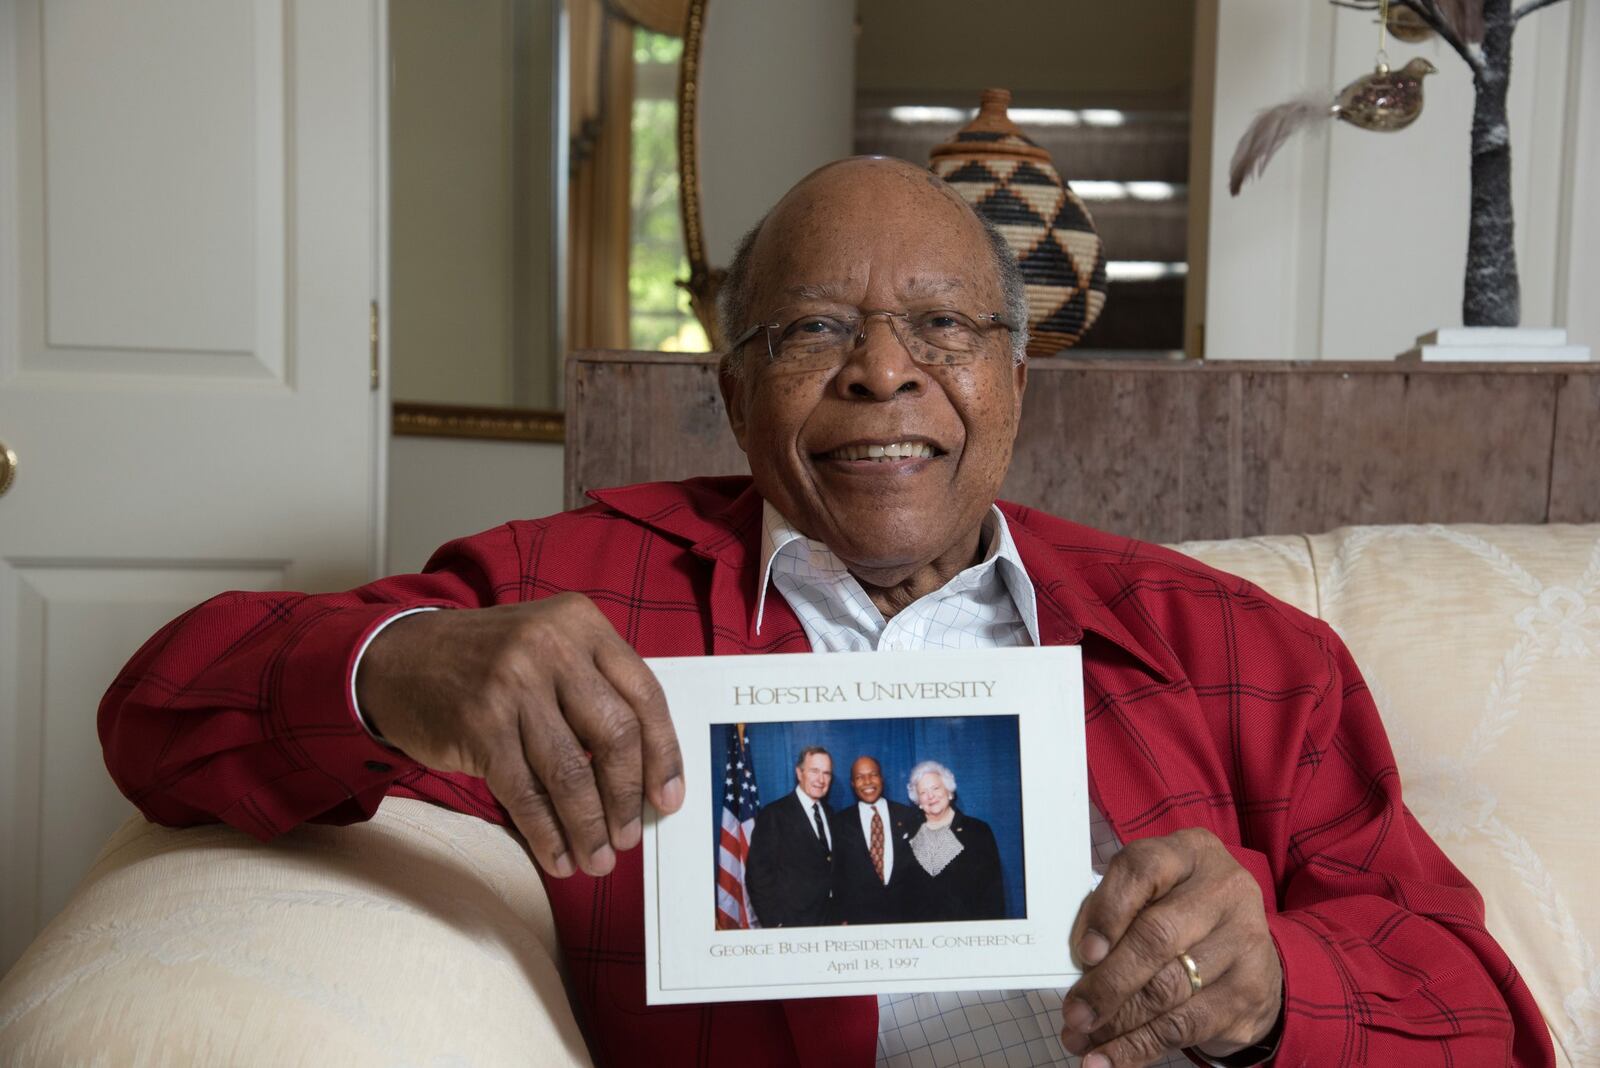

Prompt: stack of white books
xmin=1400 ymin=327 xmax=1592 ymax=362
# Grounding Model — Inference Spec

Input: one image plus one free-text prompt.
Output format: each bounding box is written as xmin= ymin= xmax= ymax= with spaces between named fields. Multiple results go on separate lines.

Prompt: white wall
xmin=1558 ymin=1 xmax=1600 ymax=355
xmin=697 ymin=0 xmax=855 ymax=266
xmin=1204 ymin=1 xmax=1594 ymax=359
xmin=387 ymin=436 xmax=564 ymax=573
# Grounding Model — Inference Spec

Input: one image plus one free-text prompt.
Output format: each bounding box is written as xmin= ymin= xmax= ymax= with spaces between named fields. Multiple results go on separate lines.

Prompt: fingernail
xmin=1079 ymin=930 xmax=1110 ymax=965
xmin=1060 ymin=1030 xmax=1090 ymax=1055
xmin=589 ymin=844 xmax=616 ymax=872
xmin=1084 ymin=1055 xmax=1111 ymax=1068
xmin=619 ymin=817 xmax=642 ymax=848
xmin=1063 ymin=998 xmax=1096 ymax=1032
xmin=551 ymin=852 xmax=575 ymax=878
xmin=661 ymin=775 xmax=685 ymax=811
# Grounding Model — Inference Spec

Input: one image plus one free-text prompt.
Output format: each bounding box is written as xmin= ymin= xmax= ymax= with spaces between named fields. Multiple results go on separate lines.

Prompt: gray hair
xmin=717 ymin=210 xmax=1029 ymax=378
xmin=906 ymin=760 xmax=957 ymax=803
xmin=795 ymin=745 xmax=832 ymax=770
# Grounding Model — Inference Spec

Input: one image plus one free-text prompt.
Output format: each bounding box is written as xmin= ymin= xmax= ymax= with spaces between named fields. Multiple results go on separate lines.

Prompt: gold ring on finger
xmin=1178 ymin=951 xmax=1202 ymax=996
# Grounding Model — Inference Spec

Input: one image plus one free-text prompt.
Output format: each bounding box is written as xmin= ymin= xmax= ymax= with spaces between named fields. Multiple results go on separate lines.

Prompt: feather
xmin=1426 ymin=0 xmax=1484 ymax=44
xmin=1229 ymin=96 xmax=1330 ymax=196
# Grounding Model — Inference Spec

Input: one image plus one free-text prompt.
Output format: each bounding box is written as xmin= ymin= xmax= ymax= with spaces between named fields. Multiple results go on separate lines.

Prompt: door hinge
xmin=369 ymin=300 xmax=380 ymax=390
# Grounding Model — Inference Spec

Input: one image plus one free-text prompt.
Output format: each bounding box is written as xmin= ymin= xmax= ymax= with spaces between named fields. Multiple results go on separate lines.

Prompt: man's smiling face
xmin=851 ymin=757 xmax=884 ymax=804
xmin=797 ymin=752 xmax=833 ymax=800
xmin=720 ymin=158 xmax=1026 ymax=589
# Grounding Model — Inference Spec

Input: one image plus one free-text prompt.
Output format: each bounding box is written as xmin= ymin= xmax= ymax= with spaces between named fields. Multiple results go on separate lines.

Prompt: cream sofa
xmin=1 ymin=523 xmax=1595 ymax=1067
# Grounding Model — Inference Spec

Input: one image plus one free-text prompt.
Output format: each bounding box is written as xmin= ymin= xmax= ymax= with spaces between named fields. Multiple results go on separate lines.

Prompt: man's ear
xmin=718 ymin=356 xmax=751 ymax=453
xmin=1010 ymin=356 xmax=1028 ymax=430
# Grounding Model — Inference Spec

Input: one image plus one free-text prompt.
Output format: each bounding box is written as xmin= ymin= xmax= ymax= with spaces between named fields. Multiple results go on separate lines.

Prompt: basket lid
xmin=928 ymin=88 xmax=1052 ymax=164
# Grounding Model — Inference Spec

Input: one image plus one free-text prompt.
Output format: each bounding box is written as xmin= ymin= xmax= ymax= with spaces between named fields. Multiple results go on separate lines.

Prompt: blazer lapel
xmin=783 ymin=793 xmax=827 ymax=860
xmin=838 ymin=805 xmax=866 ymax=857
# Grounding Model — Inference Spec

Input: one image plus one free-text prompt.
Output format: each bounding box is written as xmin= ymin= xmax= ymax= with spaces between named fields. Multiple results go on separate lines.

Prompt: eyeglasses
xmin=729 ymin=306 xmax=1017 ymax=370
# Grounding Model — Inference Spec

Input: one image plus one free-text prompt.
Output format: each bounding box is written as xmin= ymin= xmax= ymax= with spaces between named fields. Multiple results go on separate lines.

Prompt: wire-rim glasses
xmin=729 ymin=306 xmax=1017 ymax=370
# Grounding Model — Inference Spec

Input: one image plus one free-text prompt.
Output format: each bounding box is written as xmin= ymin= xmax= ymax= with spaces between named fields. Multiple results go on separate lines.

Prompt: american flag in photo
xmin=715 ymin=723 xmax=761 ymax=929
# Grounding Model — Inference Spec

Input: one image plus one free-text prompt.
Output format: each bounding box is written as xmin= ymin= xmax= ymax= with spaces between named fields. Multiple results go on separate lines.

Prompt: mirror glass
xmin=692 ymin=0 xmax=1198 ymax=355
xmin=389 ymin=0 xmax=562 ymax=412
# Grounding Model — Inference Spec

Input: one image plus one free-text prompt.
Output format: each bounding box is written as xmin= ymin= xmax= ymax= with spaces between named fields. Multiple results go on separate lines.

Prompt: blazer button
xmin=365 ymin=760 xmax=393 ymax=773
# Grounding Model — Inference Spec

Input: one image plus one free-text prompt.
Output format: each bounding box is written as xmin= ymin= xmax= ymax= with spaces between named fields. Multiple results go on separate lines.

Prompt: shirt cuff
xmin=219 ymin=602 xmax=449 ymax=838
xmin=1187 ymin=1011 xmax=1283 ymax=1066
xmin=349 ymin=606 xmax=441 ymax=747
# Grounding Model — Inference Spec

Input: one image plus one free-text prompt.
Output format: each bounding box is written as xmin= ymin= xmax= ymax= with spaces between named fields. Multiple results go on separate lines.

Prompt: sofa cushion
xmin=0 ymin=798 xmax=591 ymax=1066
xmin=1178 ymin=524 xmax=1600 ymax=1068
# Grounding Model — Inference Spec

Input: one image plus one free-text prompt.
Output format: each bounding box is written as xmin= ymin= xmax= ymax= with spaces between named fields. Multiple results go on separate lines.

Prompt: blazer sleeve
xmin=970 ymin=819 xmax=1006 ymax=920
xmin=745 ymin=803 xmax=787 ymax=926
xmin=1261 ymin=623 xmax=1553 ymax=1067
xmin=96 ymin=523 xmax=523 ymax=842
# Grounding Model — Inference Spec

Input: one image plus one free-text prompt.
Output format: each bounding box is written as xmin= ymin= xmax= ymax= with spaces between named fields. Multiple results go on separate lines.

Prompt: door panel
xmin=0 ymin=0 xmax=382 ymax=970
xmin=3 ymin=561 xmax=289 ymax=937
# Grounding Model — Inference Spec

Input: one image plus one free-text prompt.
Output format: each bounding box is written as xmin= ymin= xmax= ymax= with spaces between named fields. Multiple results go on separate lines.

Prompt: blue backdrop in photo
xmin=712 ymin=716 xmax=1026 ymax=919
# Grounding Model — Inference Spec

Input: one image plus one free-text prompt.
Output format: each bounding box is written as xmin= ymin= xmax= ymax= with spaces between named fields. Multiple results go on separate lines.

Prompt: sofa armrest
xmin=1178 ymin=523 xmax=1599 ymax=1068
xmin=0 ymin=798 xmax=591 ymax=1066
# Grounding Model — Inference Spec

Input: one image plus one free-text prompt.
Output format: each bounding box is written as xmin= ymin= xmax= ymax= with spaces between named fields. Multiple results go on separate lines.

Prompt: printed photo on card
xmin=643 ymin=647 xmax=1093 ymax=1004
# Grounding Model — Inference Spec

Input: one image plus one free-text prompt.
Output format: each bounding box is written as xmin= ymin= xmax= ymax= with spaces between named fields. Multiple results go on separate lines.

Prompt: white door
xmin=0 ymin=0 xmax=386 ymax=970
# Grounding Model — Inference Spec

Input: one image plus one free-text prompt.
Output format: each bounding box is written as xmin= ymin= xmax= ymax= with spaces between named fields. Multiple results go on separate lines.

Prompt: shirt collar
xmin=586 ymin=478 xmax=1173 ymax=683
xmin=754 ymin=500 xmax=1039 ymax=643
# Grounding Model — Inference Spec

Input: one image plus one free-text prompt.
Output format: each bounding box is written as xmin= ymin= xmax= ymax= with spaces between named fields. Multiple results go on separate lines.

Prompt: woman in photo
xmin=905 ymin=760 xmax=1005 ymax=921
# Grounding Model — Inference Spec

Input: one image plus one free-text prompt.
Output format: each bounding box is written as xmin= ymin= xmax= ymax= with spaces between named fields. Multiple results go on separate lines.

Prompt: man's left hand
xmin=1060 ymin=827 xmax=1283 ymax=1066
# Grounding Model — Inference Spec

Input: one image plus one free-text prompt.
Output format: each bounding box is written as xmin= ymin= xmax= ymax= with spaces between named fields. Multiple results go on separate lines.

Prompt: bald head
xmin=718 ymin=157 xmax=1027 ymax=367
xmin=771 ymin=156 xmax=983 ymax=241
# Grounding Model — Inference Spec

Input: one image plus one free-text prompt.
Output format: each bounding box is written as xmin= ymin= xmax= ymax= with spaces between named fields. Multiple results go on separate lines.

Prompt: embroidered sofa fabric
xmin=0 ymin=523 xmax=1592 ymax=1067
xmin=1179 ymin=524 xmax=1596 ymax=1068
xmin=0 ymin=799 xmax=590 ymax=1066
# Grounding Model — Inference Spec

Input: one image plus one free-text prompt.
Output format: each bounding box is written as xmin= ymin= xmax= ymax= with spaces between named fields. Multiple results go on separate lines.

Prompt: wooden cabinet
xmin=567 ymin=352 xmax=1600 ymax=543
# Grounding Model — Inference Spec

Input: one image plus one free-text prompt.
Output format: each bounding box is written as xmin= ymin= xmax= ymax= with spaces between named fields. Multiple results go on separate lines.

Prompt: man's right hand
xmin=355 ymin=594 xmax=685 ymax=879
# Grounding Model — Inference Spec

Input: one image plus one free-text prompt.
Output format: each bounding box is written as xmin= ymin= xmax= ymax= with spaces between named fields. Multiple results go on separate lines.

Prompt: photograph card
xmin=643 ymin=647 xmax=1092 ymax=1004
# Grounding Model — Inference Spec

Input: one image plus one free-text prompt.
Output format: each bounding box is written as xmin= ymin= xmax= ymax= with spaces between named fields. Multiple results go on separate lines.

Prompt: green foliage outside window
xmin=630 ymin=30 xmax=708 ymax=352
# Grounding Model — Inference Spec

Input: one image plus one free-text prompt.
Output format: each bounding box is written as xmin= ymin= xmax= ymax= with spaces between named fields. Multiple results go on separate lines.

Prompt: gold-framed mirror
xmin=389 ymin=0 xmax=707 ymax=442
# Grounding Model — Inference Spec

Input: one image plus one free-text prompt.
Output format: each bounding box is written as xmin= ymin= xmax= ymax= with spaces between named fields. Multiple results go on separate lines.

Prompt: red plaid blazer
xmin=101 ymin=478 xmax=1553 ymax=1067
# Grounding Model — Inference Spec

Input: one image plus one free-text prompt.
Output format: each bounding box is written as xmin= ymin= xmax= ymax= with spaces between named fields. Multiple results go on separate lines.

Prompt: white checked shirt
xmin=795 ymin=785 xmax=833 ymax=850
xmin=756 ymin=501 xmax=1200 ymax=1068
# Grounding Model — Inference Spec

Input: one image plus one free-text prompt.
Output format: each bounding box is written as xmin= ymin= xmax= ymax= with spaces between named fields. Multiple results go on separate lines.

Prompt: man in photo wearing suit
xmin=744 ymin=746 xmax=835 ymax=927
xmin=830 ymin=755 xmax=924 ymax=925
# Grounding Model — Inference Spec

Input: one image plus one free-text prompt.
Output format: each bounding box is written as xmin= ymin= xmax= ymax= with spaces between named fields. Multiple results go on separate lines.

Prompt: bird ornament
xmin=1229 ymin=56 xmax=1438 ymax=196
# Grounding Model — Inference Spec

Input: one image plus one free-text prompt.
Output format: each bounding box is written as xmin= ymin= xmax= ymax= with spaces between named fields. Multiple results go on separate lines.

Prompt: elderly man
xmin=745 ymin=746 xmax=838 ymax=928
xmin=101 ymin=157 xmax=1552 ymax=1067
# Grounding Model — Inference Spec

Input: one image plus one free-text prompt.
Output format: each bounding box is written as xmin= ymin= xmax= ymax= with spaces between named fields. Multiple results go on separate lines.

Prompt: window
xmin=629 ymin=30 xmax=708 ymax=352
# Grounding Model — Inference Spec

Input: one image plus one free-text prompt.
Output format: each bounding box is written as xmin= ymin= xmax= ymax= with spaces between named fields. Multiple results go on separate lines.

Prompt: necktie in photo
xmin=870 ymin=807 xmax=885 ymax=883
xmin=812 ymin=802 xmax=827 ymax=847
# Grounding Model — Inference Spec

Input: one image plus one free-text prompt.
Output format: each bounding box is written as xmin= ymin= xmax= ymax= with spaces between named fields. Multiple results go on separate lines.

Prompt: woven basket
xmin=929 ymin=88 xmax=1107 ymax=356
